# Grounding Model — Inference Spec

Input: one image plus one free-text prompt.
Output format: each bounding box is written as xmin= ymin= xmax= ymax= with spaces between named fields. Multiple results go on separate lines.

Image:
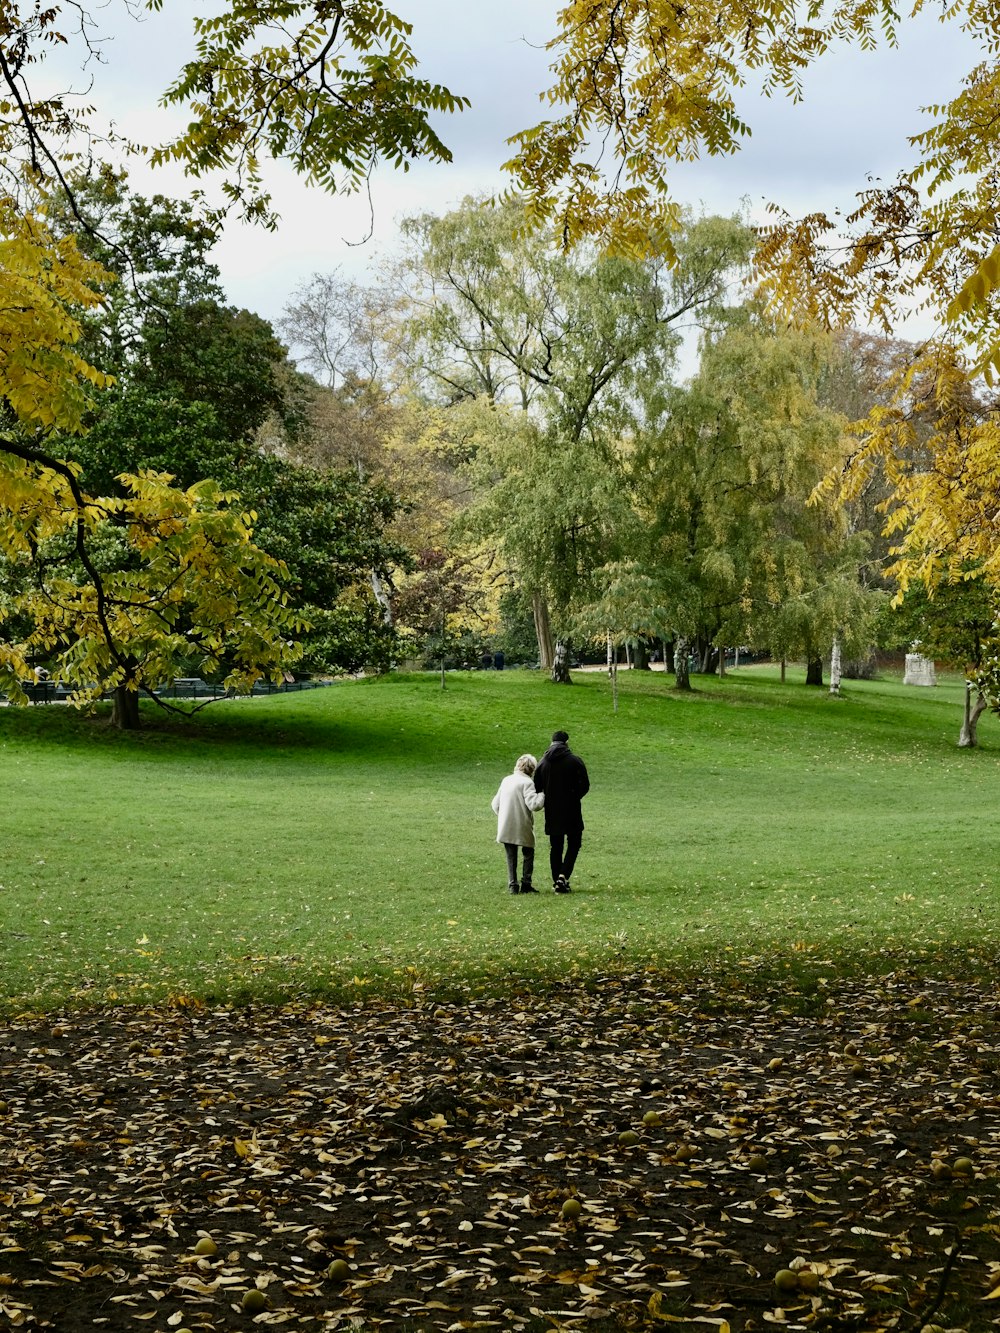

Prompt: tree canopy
xmin=0 ymin=176 xmax=404 ymax=721
xmin=4 ymin=1 xmax=999 ymax=713
xmin=504 ymin=0 xmax=1000 ymax=374
xmin=0 ymin=2 xmax=469 ymax=223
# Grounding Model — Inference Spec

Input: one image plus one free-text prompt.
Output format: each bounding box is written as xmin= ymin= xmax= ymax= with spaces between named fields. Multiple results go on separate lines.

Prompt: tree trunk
xmin=663 ymin=639 xmax=674 ymax=673
xmin=370 ymin=570 xmax=393 ymax=625
xmin=551 ymin=640 xmax=572 ymax=685
xmin=958 ymin=683 xmax=988 ymax=747
xmin=607 ymin=632 xmax=618 ymax=714
xmin=111 ymin=686 xmax=141 ymax=730
xmin=532 ymin=591 xmax=554 ymax=671
xmin=805 ymin=657 xmax=824 ymax=687
xmin=674 ymin=636 xmax=692 ymax=691
xmin=633 ymin=639 xmax=651 ymax=670
xmin=780 ymin=657 xmax=786 ymax=684
xmin=829 ymin=635 xmax=842 ymax=697
xmin=718 ymin=645 xmax=726 ymax=679
xmin=359 ymin=455 xmax=393 ymax=628
xmin=440 ymin=608 xmax=447 ymax=690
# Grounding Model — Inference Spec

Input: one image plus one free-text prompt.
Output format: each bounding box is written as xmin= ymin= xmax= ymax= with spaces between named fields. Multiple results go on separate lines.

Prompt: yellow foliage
xmin=820 ymin=341 xmax=1000 ymax=598
xmin=505 ymin=0 xmax=1000 ymax=366
xmin=0 ymin=458 xmax=303 ymax=707
xmin=383 ymin=400 xmax=505 ymax=642
xmin=0 ymin=201 xmax=113 ymax=432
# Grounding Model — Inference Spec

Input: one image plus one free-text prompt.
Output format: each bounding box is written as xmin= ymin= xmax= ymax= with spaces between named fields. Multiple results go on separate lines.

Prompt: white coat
xmin=491 ymin=771 xmax=545 ymax=847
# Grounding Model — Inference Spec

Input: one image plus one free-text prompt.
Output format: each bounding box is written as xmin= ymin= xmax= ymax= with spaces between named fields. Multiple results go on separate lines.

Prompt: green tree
xmin=621 ymin=315 xmax=882 ymax=687
xmin=0 ymin=2 xmax=475 ymax=720
xmin=891 ymin=579 xmax=997 ymax=746
xmin=43 ymin=172 xmax=293 ymax=442
xmin=397 ymin=199 xmax=754 ymax=677
xmin=461 ymin=407 xmax=636 ymax=681
xmin=48 ymin=176 xmax=409 ymax=677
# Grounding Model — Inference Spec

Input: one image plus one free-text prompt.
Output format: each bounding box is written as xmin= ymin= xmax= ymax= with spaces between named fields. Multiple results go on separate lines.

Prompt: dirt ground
xmin=3 ymin=972 xmax=1000 ymax=1331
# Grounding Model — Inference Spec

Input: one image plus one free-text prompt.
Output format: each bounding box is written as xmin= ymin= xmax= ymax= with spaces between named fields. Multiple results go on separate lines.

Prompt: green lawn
xmin=1 ymin=665 xmax=997 ymax=1010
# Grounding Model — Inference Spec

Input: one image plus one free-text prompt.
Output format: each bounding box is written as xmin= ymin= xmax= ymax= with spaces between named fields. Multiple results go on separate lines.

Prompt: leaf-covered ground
xmin=3 ymin=973 xmax=1000 ymax=1332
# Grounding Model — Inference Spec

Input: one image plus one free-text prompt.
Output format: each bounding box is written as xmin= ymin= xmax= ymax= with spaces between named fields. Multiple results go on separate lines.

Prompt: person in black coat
xmin=532 ymin=729 xmax=590 ymax=893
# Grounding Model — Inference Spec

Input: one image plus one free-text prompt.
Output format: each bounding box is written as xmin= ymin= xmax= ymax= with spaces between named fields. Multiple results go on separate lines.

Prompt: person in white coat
xmin=491 ymin=754 xmax=545 ymax=895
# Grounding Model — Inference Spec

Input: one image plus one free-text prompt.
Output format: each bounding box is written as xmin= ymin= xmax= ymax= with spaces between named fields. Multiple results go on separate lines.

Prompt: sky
xmin=45 ymin=1 xmax=979 ymax=349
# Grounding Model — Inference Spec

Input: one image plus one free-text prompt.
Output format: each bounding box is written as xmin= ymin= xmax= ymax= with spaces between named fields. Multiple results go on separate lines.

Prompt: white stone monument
xmin=904 ymin=652 xmax=937 ymax=686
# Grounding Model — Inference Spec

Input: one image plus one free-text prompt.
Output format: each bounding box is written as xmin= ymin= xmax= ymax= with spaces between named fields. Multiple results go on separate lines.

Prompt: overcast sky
xmin=53 ymin=2 xmax=978 ymax=344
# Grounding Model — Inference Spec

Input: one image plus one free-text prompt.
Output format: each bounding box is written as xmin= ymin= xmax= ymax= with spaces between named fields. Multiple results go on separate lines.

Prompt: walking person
xmin=533 ymin=729 xmax=590 ymax=893
xmin=491 ymin=754 xmax=545 ymax=894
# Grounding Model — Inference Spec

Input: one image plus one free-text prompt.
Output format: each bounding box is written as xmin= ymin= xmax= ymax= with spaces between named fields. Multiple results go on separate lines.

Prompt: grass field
xmin=1 ymin=664 xmax=998 ymax=1010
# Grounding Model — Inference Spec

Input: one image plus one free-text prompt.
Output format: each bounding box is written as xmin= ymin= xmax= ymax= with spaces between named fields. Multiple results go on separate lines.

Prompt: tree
xmin=396 ymin=200 xmax=752 ymax=427
xmin=616 ymin=313 xmax=883 ymax=688
xmin=41 ymin=174 xmax=410 ymax=678
xmin=816 ymin=331 xmax=916 ymax=677
xmin=68 ymin=390 xmax=408 ymax=678
xmin=891 ymin=580 xmax=997 ymax=746
xmin=1 ymin=4 xmax=468 ymax=220
xmin=242 ymin=456 xmax=407 ymax=675
xmin=0 ymin=443 xmax=301 ymax=728
xmin=42 ymin=171 xmax=295 ymax=444
xmin=397 ymin=198 xmax=754 ymax=675
xmin=0 ymin=4 xmax=483 ymax=722
xmin=504 ymin=0 xmax=1000 ymax=374
xmin=393 ymin=547 xmax=491 ymax=684
xmin=0 ymin=203 xmax=111 ymax=432
xmin=1 ymin=184 xmax=408 ymax=718
xmin=279 ymin=271 xmax=396 ymax=391
xmin=817 ymin=340 xmax=1000 ymax=724
xmin=461 ymin=405 xmax=637 ymax=679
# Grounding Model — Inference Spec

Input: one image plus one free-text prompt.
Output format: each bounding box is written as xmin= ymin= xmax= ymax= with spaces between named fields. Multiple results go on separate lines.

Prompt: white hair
xmin=515 ymin=754 xmax=537 ymax=776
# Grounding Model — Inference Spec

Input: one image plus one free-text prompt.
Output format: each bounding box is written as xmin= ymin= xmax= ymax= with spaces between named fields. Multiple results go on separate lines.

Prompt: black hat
xmin=552 ymin=730 xmax=569 ymax=743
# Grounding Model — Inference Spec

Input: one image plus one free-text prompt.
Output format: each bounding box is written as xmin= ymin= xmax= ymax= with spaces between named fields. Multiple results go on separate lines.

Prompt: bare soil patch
xmin=3 ymin=974 xmax=1000 ymax=1331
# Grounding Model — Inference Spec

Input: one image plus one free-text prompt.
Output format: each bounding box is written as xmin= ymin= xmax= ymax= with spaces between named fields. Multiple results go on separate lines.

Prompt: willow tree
xmin=459 ymin=404 xmax=637 ymax=680
xmin=617 ymin=313 xmax=882 ymax=687
xmin=394 ymin=197 xmax=753 ymax=674
xmin=503 ymin=1 xmax=1000 ymax=697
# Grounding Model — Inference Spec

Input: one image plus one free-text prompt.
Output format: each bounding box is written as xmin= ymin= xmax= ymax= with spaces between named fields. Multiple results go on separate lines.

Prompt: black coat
xmin=534 ymin=742 xmax=590 ymax=835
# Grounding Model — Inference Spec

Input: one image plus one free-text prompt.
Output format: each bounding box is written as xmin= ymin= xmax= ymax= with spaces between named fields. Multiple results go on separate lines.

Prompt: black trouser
xmin=503 ymin=843 xmax=535 ymax=888
xmin=548 ymin=830 xmax=582 ymax=885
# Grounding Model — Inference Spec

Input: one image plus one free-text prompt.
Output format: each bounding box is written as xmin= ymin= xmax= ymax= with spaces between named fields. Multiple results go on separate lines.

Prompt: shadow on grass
xmin=0 ymin=672 xmax=516 ymax=767
xmin=0 ymin=665 xmax=985 ymax=774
